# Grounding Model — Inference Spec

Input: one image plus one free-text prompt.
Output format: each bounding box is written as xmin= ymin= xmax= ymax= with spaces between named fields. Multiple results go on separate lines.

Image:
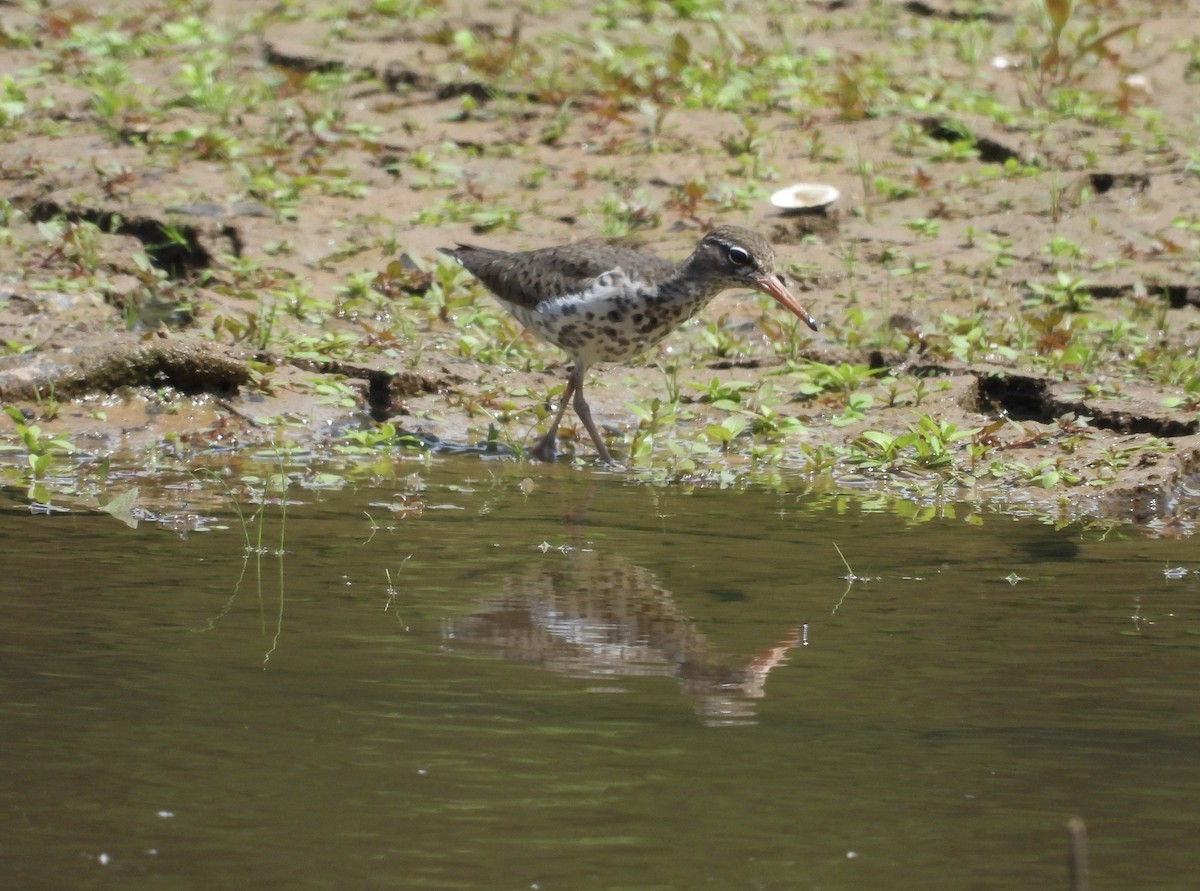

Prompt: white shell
xmin=770 ymin=183 xmax=839 ymax=211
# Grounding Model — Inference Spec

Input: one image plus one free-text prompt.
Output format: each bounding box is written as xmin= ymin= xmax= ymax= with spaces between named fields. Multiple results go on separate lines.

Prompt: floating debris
xmin=769 ymin=182 xmax=839 ymax=213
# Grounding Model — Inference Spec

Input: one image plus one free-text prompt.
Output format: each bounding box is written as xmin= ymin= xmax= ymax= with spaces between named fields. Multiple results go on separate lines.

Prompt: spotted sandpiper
xmin=438 ymin=225 xmax=819 ymax=464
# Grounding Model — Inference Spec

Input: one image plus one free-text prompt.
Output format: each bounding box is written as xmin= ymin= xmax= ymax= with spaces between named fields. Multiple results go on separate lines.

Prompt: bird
xmin=437 ymin=225 xmax=819 ymax=464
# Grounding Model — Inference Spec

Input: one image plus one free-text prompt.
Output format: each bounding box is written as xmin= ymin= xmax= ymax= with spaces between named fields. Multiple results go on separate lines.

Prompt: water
xmin=2 ymin=458 xmax=1198 ymax=890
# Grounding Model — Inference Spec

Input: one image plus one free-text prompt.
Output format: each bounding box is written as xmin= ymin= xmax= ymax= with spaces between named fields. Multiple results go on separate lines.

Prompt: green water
xmin=2 ymin=460 xmax=1198 ymax=889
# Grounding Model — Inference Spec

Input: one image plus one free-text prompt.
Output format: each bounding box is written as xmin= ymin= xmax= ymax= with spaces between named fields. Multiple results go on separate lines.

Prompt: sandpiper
xmin=438 ymin=225 xmax=819 ymax=464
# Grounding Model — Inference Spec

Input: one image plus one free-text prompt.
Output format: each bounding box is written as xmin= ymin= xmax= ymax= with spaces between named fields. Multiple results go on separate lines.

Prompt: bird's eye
xmin=728 ymin=246 xmax=751 ymax=266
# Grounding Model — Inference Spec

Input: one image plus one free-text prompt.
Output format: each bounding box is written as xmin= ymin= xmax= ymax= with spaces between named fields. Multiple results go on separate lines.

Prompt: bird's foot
xmin=591 ymin=444 xmax=620 ymax=468
xmin=527 ymin=433 xmax=624 ymax=467
xmin=528 ymin=432 xmax=559 ymax=462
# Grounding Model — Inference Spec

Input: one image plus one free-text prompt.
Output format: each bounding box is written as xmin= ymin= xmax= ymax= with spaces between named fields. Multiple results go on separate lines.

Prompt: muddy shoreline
xmin=1 ymin=1 xmax=1198 ymax=529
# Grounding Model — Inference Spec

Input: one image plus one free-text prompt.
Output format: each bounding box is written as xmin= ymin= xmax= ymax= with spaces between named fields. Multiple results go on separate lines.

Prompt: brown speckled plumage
xmin=438 ymin=225 xmax=818 ymax=464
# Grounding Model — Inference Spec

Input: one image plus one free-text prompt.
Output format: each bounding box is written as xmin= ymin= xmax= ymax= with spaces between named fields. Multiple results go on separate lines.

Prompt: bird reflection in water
xmin=442 ymin=550 xmax=802 ymax=726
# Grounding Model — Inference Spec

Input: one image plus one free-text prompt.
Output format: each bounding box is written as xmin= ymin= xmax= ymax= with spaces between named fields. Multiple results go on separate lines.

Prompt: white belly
xmin=500 ymin=269 xmax=696 ymax=367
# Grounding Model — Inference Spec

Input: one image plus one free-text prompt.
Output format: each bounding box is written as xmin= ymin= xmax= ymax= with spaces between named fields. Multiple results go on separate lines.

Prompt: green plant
xmin=903 ymin=217 xmax=941 ymax=239
xmin=703 ymin=415 xmax=748 ymax=452
xmin=720 ymin=115 xmax=771 ymax=179
xmin=808 ymin=361 xmax=880 ymax=396
xmin=626 ymin=395 xmax=681 ymax=464
xmin=3 ymin=406 xmax=77 ymax=478
xmin=687 ymin=377 xmax=754 ymax=408
xmin=0 ymin=74 xmax=29 ymax=127
xmin=1026 ymin=271 xmax=1093 ymax=312
xmin=593 ymin=189 xmax=660 ymax=237
xmin=1033 ymin=0 xmax=1139 ymax=97
xmin=851 ymin=416 xmax=979 ymax=472
xmin=335 ymin=422 xmax=428 ymax=454
xmin=829 ymin=392 xmax=872 ymax=427
xmin=873 ymin=174 xmax=918 ymax=201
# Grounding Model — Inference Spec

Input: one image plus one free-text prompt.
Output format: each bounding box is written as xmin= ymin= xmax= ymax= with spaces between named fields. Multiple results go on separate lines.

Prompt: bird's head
xmin=690 ymin=226 xmax=819 ymax=331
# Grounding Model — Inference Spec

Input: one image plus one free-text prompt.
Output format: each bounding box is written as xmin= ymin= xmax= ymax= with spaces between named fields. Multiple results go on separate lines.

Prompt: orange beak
xmin=755 ymin=274 xmax=819 ymax=331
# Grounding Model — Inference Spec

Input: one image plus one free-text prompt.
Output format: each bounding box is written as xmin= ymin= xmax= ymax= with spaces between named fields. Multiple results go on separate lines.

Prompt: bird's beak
xmin=755 ymin=274 xmax=819 ymax=331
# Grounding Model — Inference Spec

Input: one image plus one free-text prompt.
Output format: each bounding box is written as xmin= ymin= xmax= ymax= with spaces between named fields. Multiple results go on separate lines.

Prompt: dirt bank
xmin=1 ymin=0 xmax=1197 ymax=529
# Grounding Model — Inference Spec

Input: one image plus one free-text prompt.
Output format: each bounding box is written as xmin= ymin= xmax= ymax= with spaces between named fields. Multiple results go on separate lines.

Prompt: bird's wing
xmin=532 ymin=265 xmax=635 ymax=315
xmin=444 ymin=242 xmax=677 ymax=310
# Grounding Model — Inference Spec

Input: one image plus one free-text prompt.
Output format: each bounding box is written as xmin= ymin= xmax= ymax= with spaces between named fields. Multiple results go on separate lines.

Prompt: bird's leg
xmin=571 ymin=373 xmax=616 ymax=466
xmin=528 ymin=372 xmax=577 ymax=462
